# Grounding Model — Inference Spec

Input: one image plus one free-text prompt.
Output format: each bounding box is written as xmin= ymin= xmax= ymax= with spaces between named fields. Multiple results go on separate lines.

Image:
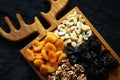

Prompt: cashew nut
xmin=60 ymin=36 xmax=65 ymax=40
xmin=86 ymin=30 xmax=92 ymax=37
xmin=54 ymin=30 xmax=58 ymax=35
xmin=81 ymin=25 xmax=90 ymax=31
xmin=58 ymin=31 xmax=66 ymax=36
xmin=71 ymin=41 xmax=77 ymax=47
xmin=58 ymin=24 xmax=65 ymax=30
xmin=64 ymin=39 xmax=72 ymax=47
xmin=77 ymin=34 xmax=83 ymax=43
xmin=54 ymin=11 xmax=92 ymax=47
xmin=71 ymin=35 xmax=78 ymax=41
xmin=64 ymin=33 xmax=70 ymax=39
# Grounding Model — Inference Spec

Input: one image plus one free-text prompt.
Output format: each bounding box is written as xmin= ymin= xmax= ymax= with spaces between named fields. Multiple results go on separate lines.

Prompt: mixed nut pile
xmin=55 ymin=12 xmax=92 ymax=47
xmin=25 ymin=11 xmax=119 ymax=80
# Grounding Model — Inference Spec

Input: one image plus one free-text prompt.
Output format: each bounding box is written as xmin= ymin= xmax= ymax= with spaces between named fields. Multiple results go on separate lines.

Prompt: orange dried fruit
xmin=55 ymin=39 xmax=65 ymax=50
xmin=34 ymin=53 xmax=43 ymax=60
xmin=41 ymin=49 xmax=48 ymax=60
xmin=33 ymin=59 xmax=44 ymax=67
xmin=25 ymin=48 xmax=35 ymax=61
xmin=55 ymin=50 xmax=63 ymax=58
xmin=44 ymin=35 xmax=57 ymax=44
xmin=45 ymin=42 xmax=56 ymax=52
xmin=32 ymin=40 xmax=44 ymax=51
xmin=47 ymin=32 xmax=59 ymax=40
xmin=40 ymin=64 xmax=48 ymax=73
xmin=58 ymin=53 xmax=67 ymax=64
xmin=48 ymin=51 xmax=57 ymax=63
xmin=46 ymin=61 xmax=58 ymax=73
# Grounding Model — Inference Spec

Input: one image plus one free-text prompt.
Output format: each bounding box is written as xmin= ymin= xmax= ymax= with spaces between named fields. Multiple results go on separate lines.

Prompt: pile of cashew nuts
xmin=54 ymin=12 xmax=92 ymax=47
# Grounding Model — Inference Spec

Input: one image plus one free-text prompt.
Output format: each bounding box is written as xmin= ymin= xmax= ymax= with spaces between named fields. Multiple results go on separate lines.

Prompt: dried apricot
xmin=40 ymin=64 xmax=48 ymax=73
xmin=25 ymin=48 xmax=35 ymax=61
xmin=47 ymin=32 xmax=59 ymax=40
xmin=44 ymin=35 xmax=57 ymax=44
xmin=46 ymin=61 xmax=58 ymax=73
xmin=58 ymin=53 xmax=67 ymax=64
xmin=32 ymin=40 xmax=44 ymax=51
xmin=34 ymin=53 xmax=43 ymax=60
xmin=55 ymin=39 xmax=65 ymax=50
xmin=41 ymin=49 xmax=48 ymax=60
xmin=33 ymin=59 xmax=44 ymax=67
xmin=48 ymin=51 xmax=57 ymax=63
xmin=55 ymin=50 xmax=63 ymax=58
xmin=45 ymin=42 xmax=56 ymax=52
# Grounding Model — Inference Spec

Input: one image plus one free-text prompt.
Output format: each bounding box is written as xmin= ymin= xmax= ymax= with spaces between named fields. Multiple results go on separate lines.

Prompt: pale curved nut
xmin=58 ymin=24 xmax=65 ymax=30
xmin=70 ymin=11 xmax=77 ymax=17
xmin=65 ymin=39 xmax=71 ymax=43
xmin=58 ymin=31 xmax=66 ymax=36
xmin=75 ymin=30 xmax=81 ymax=35
xmin=60 ymin=36 xmax=65 ymax=40
xmin=78 ymin=14 xmax=85 ymax=23
xmin=81 ymin=25 xmax=90 ymax=31
xmin=54 ymin=30 xmax=59 ymax=35
xmin=73 ymin=18 xmax=77 ymax=25
xmin=69 ymin=31 xmax=78 ymax=41
xmin=71 ymin=41 xmax=77 ymax=47
xmin=86 ymin=29 xmax=92 ymax=37
xmin=77 ymin=21 xmax=81 ymax=27
xmin=75 ymin=26 xmax=81 ymax=35
xmin=82 ymin=32 xmax=88 ymax=40
xmin=59 ymin=28 xmax=66 ymax=32
xmin=82 ymin=34 xmax=88 ymax=40
xmin=77 ymin=34 xmax=83 ymax=43
xmin=80 ymin=19 xmax=85 ymax=23
xmin=64 ymin=33 xmax=70 ymax=39
xmin=68 ymin=16 xmax=74 ymax=21
xmin=69 ymin=22 xmax=74 ymax=26
xmin=64 ymin=39 xmax=71 ymax=47
xmin=67 ymin=29 xmax=71 ymax=33
xmin=69 ymin=26 xmax=76 ymax=31
xmin=71 ymin=35 xmax=78 ymax=41
xmin=70 ymin=31 xmax=77 ymax=37
xmin=66 ymin=12 xmax=77 ymax=20
xmin=62 ymin=20 xmax=70 ymax=25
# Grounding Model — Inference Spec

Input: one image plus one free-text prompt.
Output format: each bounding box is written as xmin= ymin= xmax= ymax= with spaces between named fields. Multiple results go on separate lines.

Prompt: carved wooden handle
xmin=0 ymin=14 xmax=46 ymax=41
xmin=0 ymin=0 xmax=68 ymax=41
xmin=40 ymin=0 xmax=69 ymax=27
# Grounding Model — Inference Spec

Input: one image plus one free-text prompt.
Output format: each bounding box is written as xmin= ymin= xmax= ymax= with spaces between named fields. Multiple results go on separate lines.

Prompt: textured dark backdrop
xmin=0 ymin=0 xmax=120 ymax=80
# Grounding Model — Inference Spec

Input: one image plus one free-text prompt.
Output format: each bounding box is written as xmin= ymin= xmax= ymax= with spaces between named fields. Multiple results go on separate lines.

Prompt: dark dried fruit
xmin=65 ymin=35 xmax=119 ymax=80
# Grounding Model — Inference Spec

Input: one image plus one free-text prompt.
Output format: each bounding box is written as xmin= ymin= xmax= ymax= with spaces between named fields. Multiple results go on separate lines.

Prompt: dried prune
xmin=69 ymin=55 xmax=79 ymax=65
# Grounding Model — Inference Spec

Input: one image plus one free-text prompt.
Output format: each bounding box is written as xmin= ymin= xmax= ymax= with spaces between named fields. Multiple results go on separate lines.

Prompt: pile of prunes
xmin=65 ymin=35 xmax=119 ymax=80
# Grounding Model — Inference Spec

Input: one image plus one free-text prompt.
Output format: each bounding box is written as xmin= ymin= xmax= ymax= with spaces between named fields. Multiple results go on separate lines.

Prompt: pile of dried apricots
xmin=25 ymin=32 xmax=67 ymax=73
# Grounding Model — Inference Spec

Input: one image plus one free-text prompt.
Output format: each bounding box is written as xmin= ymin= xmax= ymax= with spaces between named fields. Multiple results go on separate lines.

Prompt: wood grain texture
xmin=0 ymin=0 xmax=68 ymax=41
xmin=20 ymin=7 xmax=120 ymax=80
xmin=0 ymin=14 xmax=43 ymax=41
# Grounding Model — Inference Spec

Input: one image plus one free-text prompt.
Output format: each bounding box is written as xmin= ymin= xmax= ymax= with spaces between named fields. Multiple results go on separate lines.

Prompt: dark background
xmin=0 ymin=0 xmax=120 ymax=80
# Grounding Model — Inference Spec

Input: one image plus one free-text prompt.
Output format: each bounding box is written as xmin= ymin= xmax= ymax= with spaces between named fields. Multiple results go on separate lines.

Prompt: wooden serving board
xmin=20 ymin=7 xmax=120 ymax=80
xmin=0 ymin=0 xmax=120 ymax=80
